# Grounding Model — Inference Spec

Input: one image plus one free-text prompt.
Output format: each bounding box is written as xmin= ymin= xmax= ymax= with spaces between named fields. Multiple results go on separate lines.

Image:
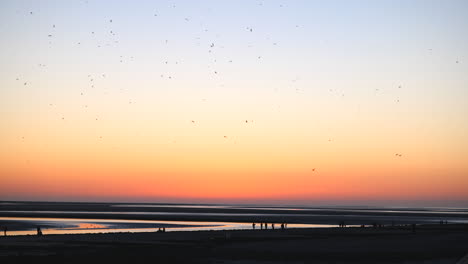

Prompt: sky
xmin=0 ymin=0 xmax=467 ymax=207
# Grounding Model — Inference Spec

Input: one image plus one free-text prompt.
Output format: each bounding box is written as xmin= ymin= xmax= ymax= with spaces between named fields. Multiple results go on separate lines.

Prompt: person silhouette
xmin=2 ymin=226 xmax=6 ymax=236
xmin=281 ymin=223 xmax=284 ymax=230
xmin=272 ymin=223 xmax=275 ymax=230
xmin=252 ymin=223 xmax=256 ymax=230
xmin=260 ymin=223 xmax=263 ymax=230
xmin=37 ymin=226 xmax=42 ymax=236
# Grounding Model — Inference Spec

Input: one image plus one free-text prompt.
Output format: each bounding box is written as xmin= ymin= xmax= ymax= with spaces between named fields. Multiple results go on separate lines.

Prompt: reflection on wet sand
xmin=0 ymin=217 xmax=333 ymax=236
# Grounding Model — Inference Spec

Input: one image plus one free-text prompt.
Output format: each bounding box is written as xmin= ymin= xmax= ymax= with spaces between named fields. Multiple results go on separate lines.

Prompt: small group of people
xmin=156 ymin=227 xmax=166 ymax=233
xmin=252 ymin=222 xmax=287 ymax=230
xmin=1 ymin=226 xmax=43 ymax=236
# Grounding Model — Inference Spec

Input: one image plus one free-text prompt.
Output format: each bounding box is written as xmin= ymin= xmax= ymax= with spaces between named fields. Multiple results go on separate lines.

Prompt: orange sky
xmin=1 ymin=1 xmax=468 ymax=206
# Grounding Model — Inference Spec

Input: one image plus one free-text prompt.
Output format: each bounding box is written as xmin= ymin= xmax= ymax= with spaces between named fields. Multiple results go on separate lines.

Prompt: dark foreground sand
xmin=1 ymin=224 xmax=468 ymax=263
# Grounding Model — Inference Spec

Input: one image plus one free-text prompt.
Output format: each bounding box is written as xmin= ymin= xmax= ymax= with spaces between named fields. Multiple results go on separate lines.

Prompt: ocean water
xmin=1 ymin=201 xmax=467 ymax=236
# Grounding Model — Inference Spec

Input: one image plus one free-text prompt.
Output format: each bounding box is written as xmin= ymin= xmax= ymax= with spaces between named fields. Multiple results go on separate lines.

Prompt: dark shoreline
xmin=1 ymin=224 xmax=468 ymax=263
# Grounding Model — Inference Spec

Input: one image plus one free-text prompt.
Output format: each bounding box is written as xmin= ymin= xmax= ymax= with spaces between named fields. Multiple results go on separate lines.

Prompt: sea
xmin=1 ymin=201 xmax=467 ymax=236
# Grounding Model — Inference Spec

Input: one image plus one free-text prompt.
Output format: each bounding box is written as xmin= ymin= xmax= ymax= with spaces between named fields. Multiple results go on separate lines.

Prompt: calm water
xmin=2 ymin=202 xmax=468 ymax=236
xmin=0 ymin=216 xmax=334 ymax=236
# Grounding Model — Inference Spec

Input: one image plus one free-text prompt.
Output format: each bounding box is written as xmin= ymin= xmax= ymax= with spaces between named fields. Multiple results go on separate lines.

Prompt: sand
xmin=1 ymin=224 xmax=468 ymax=263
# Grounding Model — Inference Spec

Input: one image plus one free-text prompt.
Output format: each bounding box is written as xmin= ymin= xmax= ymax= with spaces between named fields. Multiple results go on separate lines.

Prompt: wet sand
xmin=0 ymin=217 xmax=220 ymax=234
xmin=1 ymin=224 xmax=468 ymax=263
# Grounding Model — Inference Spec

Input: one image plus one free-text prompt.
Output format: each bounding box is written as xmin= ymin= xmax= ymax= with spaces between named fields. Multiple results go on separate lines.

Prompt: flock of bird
xmin=11 ymin=3 xmax=464 ymax=172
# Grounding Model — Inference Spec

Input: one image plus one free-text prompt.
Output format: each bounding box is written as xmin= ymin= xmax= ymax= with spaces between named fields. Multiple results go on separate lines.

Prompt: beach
xmin=1 ymin=224 xmax=468 ymax=263
xmin=2 ymin=202 xmax=468 ymax=263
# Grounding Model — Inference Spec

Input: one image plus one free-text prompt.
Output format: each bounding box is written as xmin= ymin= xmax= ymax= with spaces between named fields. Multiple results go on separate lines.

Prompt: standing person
xmin=264 ymin=223 xmax=268 ymax=230
xmin=37 ymin=226 xmax=42 ymax=236
xmin=260 ymin=223 xmax=263 ymax=230
xmin=3 ymin=226 xmax=7 ymax=236
xmin=272 ymin=223 xmax=275 ymax=230
xmin=252 ymin=223 xmax=256 ymax=230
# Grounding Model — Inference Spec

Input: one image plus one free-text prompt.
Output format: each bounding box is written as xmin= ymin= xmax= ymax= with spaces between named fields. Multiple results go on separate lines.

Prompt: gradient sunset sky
xmin=1 ymin=0 xmax=467 ymax=206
